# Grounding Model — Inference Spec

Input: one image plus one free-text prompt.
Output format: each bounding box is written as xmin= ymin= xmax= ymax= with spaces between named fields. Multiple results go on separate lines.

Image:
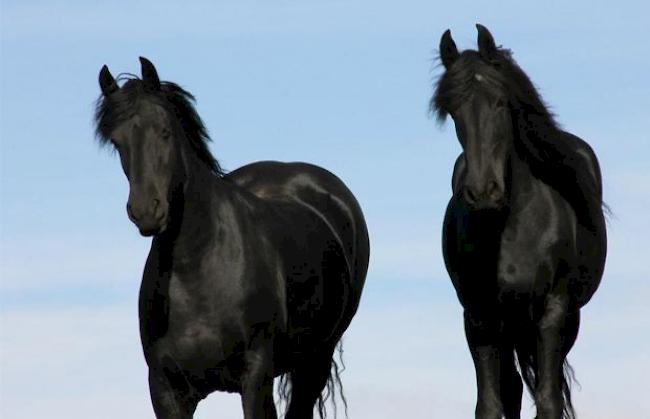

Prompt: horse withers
xmin=94 ymin=58 xmax=369 ymax=419
xmin=433 ymin=25 xmax=607 ymax=419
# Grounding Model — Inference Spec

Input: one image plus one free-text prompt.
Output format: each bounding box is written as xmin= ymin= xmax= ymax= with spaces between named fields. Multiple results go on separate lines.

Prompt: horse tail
xmin=514 ymin=340 xmax=537 ymax=408
xmin=276 ymin=372 xmax=290 ymax=416
xmin=515 ymin=342 xmax=577 ymax=419
xmin=275 ymin=341 xmax=349 ymax=419
xmin=316 ymin=342 xmax=348 ymax=419
xmin=560 ymin=360 xmax=578 ymax=419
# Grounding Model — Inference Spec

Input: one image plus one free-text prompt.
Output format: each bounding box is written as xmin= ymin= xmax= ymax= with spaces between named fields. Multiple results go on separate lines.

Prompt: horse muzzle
xmin=127 ymin=200 xmax=169 ymax=236
xmin=462 ymin=180 xmax=506 ymax=210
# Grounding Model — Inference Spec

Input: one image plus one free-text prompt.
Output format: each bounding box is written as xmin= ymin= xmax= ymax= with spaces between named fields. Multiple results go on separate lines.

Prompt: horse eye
xmin=495 ymin=98 xmax=507 ymax=109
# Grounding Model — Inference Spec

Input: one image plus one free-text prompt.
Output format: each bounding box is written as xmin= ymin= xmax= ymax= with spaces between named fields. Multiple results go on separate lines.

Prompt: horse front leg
xmin=148 ymin=366 xmax=199 ymax=419
xmin=240 ymin=340 xmax=277 ymax=419
xmin=464 ymin=309 xmax=504 ymax=419
xmin=535 ymin=293 xmax=571 ymax=419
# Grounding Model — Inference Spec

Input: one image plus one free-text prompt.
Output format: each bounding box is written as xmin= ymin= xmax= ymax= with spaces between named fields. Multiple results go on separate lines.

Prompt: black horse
xmin=94 ymin=58 xmax=369 ymax=419
xmin=433 ymin=26 xmax=607 ymax=419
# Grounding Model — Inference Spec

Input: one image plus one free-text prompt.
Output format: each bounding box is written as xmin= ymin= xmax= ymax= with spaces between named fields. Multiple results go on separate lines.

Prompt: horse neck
xmin=507 ymin=141 xmax=544 ymax=212
xmin=157 ymin=139 xmax=226 ymax=266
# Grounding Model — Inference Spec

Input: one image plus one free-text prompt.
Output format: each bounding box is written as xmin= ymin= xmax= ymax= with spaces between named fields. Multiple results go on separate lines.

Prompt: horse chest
xmin=496 ymin=193 xmax=573 ymax=299
xmin=444 ymin=186 xmax=574 ymax=308
xmin=143 ymin=274 xmax=244 ymax=374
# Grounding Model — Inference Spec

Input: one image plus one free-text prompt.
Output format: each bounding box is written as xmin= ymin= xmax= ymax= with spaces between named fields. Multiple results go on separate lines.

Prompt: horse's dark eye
xmin=495 ymin=97 xmax=507 ymax=109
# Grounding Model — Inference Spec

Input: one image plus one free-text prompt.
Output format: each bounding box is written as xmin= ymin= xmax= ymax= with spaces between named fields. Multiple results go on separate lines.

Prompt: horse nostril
xmin=487 ymin=180 xmax=497 ymax=194
xmin=152 ymin=198 xmax=166 ymax=220
xmin=487 ymin=181 xmax=503 ymax=201
xmin=464 ymin=187 xmax=479 ymax=205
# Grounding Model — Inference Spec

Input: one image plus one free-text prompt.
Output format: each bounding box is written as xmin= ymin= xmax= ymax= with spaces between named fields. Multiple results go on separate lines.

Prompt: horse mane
xmin=94 ymin=75 xmax=225 ymax=177
xmin=432 ymin=48 xmax=605 ymax=226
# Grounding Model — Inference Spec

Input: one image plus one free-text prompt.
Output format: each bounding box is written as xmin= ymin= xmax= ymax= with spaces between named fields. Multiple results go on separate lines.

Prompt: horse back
xmin=554 ymin=131 xmax=607 ymax=301
xmin=558 ymin=130 xmax=603 ymax=195
xmin=527 ymin=130 xmax=606 ymax=233
xmin=228 ymin=161 xmax=369 ymax=279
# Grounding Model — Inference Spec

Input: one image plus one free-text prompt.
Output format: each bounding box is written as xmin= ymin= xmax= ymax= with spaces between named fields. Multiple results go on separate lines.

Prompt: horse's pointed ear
xmin=440 ymin=29 xmax=459 ymax=69
xmin=476 ymin=24 xmax=498 ymax=61
xmin=99 ymin=65 xmax=118 ymax=96
xmin=139 ymin=56 xmax=161 ymax=91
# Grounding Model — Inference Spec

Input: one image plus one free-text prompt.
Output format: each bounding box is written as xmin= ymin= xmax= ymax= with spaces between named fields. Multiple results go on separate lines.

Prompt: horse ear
xmin=139 ymin=56 xmax=161 ymax=91
xmin=476 ymin=24 xmax=498 ymax=61
xmin=440 ymin=29 xmax=459 ymax=69
xmin=99 ymin=65 xmax=118 ymax=96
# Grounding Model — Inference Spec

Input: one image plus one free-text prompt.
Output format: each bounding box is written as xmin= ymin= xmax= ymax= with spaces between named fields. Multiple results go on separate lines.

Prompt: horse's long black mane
xmin=95 ymin=75 xmax=225 ymax=176
xmin=432 ymin=48 xmax=604 ymax=225
xmin=432 ymin=49 xmax=556 ymax=125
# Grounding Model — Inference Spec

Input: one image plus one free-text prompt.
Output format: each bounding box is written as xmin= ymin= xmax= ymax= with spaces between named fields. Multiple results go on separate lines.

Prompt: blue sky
xmin=1 ymin=1 xmax=649 ymax=418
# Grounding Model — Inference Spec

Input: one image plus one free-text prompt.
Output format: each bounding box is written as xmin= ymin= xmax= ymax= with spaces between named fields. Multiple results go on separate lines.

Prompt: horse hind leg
xmin=557 ymin=310 xmax=580 ymax=419
xmin=284 ymin=346 xmax=338 ymax=419
xmin=500 ymin=347 xmax=523 ymax=419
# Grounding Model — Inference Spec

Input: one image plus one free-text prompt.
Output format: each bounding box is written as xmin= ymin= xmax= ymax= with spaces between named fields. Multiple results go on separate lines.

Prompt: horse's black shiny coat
xmin=433 ymin=26 xmax=606 ymax=419
xmin=95 ymin=58 xmax=369 ymax=419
